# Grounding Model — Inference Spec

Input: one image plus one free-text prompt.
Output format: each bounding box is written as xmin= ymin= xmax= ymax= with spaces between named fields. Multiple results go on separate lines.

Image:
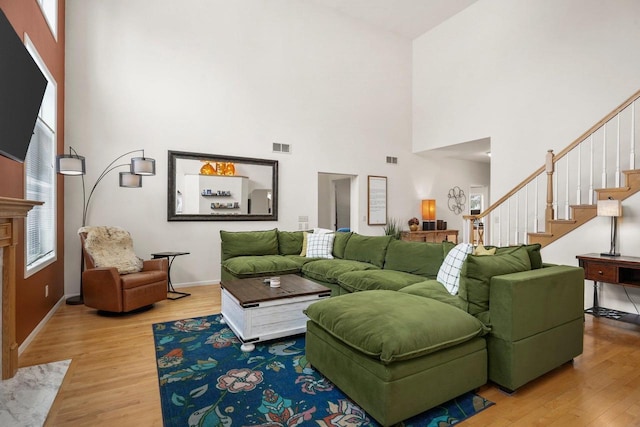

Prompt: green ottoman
xmin=305 ymin=290 xmax=488 ymax=426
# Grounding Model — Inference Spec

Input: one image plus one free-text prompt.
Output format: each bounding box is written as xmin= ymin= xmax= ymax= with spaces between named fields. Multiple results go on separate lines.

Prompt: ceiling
xmin=308 ymin=0 xmax=478 ymax=39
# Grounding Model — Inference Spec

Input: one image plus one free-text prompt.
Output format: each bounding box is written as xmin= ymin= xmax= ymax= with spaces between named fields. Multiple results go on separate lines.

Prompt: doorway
xmin=318 ymin=173 xmax=355 ymax=231
xmin=469 ymin=185 xmax=489 ymax=244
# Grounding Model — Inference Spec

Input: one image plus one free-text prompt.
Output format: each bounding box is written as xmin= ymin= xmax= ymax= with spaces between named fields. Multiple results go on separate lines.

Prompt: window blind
xmin=25 ymin=118 xmax=55 ymax=268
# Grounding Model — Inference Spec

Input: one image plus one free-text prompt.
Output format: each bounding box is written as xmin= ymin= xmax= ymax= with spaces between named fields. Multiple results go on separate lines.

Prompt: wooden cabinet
xmin=400 ymin=230 xmax=458 ymax=243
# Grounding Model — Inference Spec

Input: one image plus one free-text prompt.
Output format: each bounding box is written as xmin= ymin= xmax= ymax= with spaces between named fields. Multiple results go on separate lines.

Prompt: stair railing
xmin=463 ymin=88 xmax=640 ymax=247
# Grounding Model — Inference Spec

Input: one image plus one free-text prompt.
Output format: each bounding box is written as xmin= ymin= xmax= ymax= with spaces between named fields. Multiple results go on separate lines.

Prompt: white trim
xmin=18 ymin=295 xmax=65 ymax=356
xmin=36 ymin=0 xmax=58 ymax=41
xmin=172 ymin=280 xmax=219 ymax=288
xmin=23 ymin=34 xmax=59 ymax=279
xmin=24 ymin=34 xmax=57 ymax=132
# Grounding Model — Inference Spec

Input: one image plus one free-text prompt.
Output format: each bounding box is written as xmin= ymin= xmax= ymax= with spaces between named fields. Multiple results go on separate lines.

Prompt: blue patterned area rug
xmin=153 ymin=315 xmax=493 ymax=426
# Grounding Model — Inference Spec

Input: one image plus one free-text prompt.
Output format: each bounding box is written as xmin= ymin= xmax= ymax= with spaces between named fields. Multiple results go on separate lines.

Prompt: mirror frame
xmin=167 ymin=150 xmax=278 ymax=221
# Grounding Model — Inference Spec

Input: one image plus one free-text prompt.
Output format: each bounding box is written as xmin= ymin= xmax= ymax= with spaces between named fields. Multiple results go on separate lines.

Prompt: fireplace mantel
xmin=0 ymin=196 xmax=42 ymax=379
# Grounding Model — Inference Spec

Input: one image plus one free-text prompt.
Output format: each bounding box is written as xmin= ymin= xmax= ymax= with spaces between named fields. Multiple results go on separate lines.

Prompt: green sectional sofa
xmin=220 ymin=229 xmax=584 ymax=426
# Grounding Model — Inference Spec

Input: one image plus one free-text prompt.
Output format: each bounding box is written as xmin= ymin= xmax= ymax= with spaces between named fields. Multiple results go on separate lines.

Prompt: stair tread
xmin=528 ymin=232 xmax=553 ymax=237
xmin=595 ymin=187 xmax=631 ymax=193
xmin=550 ymin=219 xmax=576 ymax=224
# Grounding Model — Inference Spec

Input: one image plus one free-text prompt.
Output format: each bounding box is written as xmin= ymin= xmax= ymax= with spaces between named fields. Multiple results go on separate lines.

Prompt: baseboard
xmin=19 ymin=295 xmax=65 ymax=356
xmin=172 ymin=280 xmax=220 ymax=288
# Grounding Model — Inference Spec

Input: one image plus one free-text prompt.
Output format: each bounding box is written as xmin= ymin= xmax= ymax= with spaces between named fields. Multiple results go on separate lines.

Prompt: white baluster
xmin=576 ymin=144 xmax=582 ymax=205
xmin=589 ymin=134 xmax=594 ymax=205
xmin=464 ymin=218 xmax=469 ymax=244
xmin=632 ymin=101 xmax=636 ymax=170
xmin=498 ymin=207 xmax=502 ymax=247
xmin=514 ymin=191 xmax=520 ymax=245
xmin=616 ymin=114 xmax=621 ymax=187
xmin=565 ymin=155 xmax=570 ymax=219
xmin=602 ymin=125 xmax=607 ymax=188
xmin=525 ymin=184 xmax=529 ymax=244
xmin=507 ymin=198 xmax=511 ymax=246
xmin=534 ymin=175 xmax=539 ymax=233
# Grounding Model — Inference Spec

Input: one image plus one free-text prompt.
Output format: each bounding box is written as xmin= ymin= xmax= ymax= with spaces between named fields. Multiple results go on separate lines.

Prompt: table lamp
xmin=597 ymin=197 xmax=622 ymax=257
xmin=422 ymin=199 xmax=436 ymax=231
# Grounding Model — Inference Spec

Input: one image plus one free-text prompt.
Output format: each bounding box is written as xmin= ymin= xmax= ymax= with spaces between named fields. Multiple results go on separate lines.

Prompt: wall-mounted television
xmin=0 ymin=8 xmax=47 ymax=163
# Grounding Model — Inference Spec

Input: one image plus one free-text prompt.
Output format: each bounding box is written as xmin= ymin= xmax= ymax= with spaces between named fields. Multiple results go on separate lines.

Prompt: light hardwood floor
xmin=20 ymin=284 xmax=640 ymax=426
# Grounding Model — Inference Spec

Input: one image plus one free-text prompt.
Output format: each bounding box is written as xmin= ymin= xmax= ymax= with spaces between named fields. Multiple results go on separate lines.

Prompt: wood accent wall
xmin=0 ymin=1 xmax=66 ymax=345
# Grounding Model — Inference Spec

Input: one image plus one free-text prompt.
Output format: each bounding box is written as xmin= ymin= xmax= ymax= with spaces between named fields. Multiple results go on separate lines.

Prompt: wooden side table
xmin=576 ymin=253 xmax=640 ymax=324
xmin=400 ymin=230 xmax=458 ymax=243
xmin=151 ymin=251 xmax=191 ymax=300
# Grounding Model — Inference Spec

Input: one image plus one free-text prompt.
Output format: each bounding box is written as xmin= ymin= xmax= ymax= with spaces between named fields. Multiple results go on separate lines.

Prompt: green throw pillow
xmin=488 ymin=243 xmax=543 ymax=269
xmin=510 ymin=243 xmax=543 ymax=269
xmin=220 ymin=229 xmax=279 ymax=261
xmin=459 ymin=246 xmax=532 ymax=315
xmin=277 ymin=230 xmax=305 ymax=255
xmin=442 ymin=240 xmax=456 ymax=257
xmin=343 ymin=234 xmax=393 ymax=268
xmin=332 ymin=231 xmax=353 ymax=259
xmin=383 ymin=240 xmax=446 ymax=278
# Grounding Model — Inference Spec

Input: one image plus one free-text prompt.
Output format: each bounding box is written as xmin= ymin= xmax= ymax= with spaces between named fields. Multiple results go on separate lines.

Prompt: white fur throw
xmin=79 ymin=226 xmax=143 ymax=274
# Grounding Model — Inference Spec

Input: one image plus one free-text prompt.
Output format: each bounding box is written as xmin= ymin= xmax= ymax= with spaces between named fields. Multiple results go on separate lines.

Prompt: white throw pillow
xmin=313 ymin=227 xmax=333 ymax=234
xmin=437 ymin=243 xmax=473 ymax=295
xmin=306 ymin=233 xmax=335 ymax=259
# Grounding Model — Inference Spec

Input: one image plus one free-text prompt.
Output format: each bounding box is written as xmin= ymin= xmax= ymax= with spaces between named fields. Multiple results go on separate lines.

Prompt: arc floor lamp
xmin=56 ymin=147 xmax=156 ymax=304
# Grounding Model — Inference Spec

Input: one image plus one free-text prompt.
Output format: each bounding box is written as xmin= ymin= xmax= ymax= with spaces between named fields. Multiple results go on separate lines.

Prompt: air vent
xmin=386 ymin=156 xmax=398 ymax=164
xmin=273 ymin=143 xmax=291 ymax=154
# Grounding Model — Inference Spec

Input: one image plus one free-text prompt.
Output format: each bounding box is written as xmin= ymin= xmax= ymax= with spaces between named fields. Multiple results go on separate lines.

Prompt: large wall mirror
xmin=167 ymin=150 xmax=278 ymax=221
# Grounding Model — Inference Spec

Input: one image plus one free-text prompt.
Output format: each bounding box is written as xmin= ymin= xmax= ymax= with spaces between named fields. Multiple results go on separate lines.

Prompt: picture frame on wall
xmin=367 ymin=175 xmax=387 ymax=225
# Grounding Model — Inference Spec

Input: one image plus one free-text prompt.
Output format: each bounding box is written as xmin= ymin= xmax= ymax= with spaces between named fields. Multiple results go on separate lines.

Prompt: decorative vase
xmin=200 ymin=161 xmax=215 ymax=175
xmin=409 ymin=224 xmax=419 ymax=231
xmin=215 ymin=162 xmax=225 ymax=175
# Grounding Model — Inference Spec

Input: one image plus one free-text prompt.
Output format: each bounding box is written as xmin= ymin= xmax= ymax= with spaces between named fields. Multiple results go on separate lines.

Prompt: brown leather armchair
xmin=80 ymin=227 xmax=168 ymax=313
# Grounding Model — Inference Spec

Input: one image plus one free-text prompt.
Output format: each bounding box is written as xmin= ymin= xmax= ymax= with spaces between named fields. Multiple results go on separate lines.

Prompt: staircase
xmin=464 ymin=89 xmax=640 ymax=248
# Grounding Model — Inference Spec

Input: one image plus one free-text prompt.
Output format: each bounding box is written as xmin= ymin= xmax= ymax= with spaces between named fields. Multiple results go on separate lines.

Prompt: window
xmin=25 ymin=119 xmax=55 ymax=270
xmin=36 ymin=0 xmax=58 ymax=40
xmin=24 ymin=35 xmax=57 ymax=275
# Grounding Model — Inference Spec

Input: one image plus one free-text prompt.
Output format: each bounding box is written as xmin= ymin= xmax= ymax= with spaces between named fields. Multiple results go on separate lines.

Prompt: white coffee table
xmin=220 ymin=275 xmax=331 ymax=351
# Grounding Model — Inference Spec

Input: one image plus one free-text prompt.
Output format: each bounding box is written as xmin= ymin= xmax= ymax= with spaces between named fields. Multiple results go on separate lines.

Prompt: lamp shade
xmin=56 ymin=154 xmax=86 ymax=175
xmin=119 ymin=172 xmax=142 ymax=188
xmin=597 ymin=199 xmax=622 ymax=217
xmin=421 ymin=199 xmax=436 ymax=221
xmin=131 ymin=157 xmax=156 ymax=175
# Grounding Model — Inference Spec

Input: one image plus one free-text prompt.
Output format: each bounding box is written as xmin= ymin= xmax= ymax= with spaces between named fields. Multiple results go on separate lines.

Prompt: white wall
xmin=407 ymin=155 xmax=490 ymax=231
xmin=65 ymin=0 xmax=488 ymax=293
xmin=414 ymin=0 xmax=640 ymax=312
